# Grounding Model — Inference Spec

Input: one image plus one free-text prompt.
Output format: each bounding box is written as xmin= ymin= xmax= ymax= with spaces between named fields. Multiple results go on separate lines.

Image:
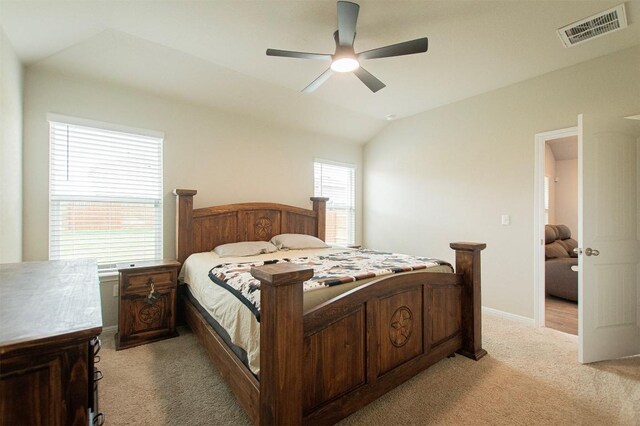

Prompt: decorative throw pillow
xmin=269 ymin=234 xmax=329 ymax=250
xmin=213 ymin=241 xmax=278 ymax=257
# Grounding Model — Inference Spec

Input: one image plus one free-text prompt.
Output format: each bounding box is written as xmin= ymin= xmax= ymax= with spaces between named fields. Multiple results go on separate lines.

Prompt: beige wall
xmin=544 ymin=144 xmax=556 ymax=225
xmin=555 ymin=159 xmax=578 ymax=236
xmin=23 ymin=67 xmax=363 ymax=326
xmin=0 ymin=28 xmax=23 ymax=263
xmin=363 ymin=45 xmax=640 ymax=319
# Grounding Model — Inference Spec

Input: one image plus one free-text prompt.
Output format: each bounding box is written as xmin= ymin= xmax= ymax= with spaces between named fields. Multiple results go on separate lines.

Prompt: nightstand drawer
xmin=124 ymin=269 xmax=175 ymax=293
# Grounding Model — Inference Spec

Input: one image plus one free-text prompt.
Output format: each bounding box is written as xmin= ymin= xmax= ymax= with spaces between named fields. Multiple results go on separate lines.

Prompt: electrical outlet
xmin=113 ymin=284 xmax=118 ymax=297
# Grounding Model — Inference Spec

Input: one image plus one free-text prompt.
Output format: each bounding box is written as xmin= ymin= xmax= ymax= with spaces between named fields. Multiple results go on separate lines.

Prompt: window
xmin=49 ymin=116 xmax=163 ymax=274
xmin=314 ymin=160 xmax=355 ymax=245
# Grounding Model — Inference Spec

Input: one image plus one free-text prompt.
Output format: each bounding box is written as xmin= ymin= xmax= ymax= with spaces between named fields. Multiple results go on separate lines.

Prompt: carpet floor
xmin=99 ymin=313 xmax=639 ymax=425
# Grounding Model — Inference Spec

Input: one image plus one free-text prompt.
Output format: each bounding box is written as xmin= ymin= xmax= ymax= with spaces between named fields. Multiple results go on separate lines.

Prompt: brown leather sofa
xmin=545 ymin=225 xmax=578 ymax=302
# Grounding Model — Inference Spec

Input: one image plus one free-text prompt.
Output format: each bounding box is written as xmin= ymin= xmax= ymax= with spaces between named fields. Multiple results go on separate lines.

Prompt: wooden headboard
xmin=173 ymin=189 xmax=328 ymax=264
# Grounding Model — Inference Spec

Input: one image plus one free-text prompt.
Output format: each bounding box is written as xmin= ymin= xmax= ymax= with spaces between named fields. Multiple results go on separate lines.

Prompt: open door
xmin=578 ymin=113 xmax=640 ymax=363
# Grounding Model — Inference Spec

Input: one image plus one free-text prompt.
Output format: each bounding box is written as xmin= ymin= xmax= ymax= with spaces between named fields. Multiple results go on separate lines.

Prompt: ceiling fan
xmin=266 ymin=1 xmax=428 ymax=93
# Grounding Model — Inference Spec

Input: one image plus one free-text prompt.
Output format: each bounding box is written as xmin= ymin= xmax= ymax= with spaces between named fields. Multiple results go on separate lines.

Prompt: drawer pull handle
xmin=89 ymin=337 xmax=102 ymax=355
xmin=93 ymin=412 xmax=105 ymax=426
xmin=91 ymin=337 xmax=101 ymax=356
xmin=94 ymin=369 xmax=103 ymax=382
xmin=144 ymin=282 xmax=160 ymax=305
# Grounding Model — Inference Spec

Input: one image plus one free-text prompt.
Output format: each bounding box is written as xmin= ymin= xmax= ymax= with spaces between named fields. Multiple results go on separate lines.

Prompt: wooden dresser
xmin=0 ymin=259 xmax=104 ymax=426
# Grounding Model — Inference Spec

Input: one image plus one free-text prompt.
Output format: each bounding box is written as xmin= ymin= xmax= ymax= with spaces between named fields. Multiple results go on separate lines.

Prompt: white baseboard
xmin=482 ymin=306 xmax=535 ymax=326
xmin=100 ymin=325 xmax=118 ymax=335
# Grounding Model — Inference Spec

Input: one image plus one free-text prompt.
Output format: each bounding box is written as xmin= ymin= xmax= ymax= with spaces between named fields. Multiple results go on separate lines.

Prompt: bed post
xmin=174 ymin=189 xmax=197 ymax=265
xmin=310 ymin=197 xmax=328 ymax=240
xmin=450 ymin=242 xmax=487 ymax=361
xmin=251 ymin=263 xmax=314 ymax=426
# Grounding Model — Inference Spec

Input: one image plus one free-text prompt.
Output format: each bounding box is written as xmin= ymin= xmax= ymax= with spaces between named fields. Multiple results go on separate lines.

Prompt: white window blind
xmin=49 ymin=118 xmax=163 ymax=274
xmin=314 ymin=160 xmax=355 ymax=246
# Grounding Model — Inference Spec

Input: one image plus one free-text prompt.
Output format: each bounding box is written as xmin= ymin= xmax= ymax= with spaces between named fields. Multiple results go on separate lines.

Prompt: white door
xmin=578 ymin=113 xmax=640 ymax=363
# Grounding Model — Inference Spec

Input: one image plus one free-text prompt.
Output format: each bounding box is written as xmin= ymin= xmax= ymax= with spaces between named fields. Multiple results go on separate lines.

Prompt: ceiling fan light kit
xmin=331 ymin=57 xmax=359 ymax=72
xmin=266 ymin=1 xmax=429 ymax=93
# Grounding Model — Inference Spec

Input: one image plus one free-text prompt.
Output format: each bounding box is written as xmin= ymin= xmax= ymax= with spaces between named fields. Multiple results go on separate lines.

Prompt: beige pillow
xmin=269 ymin=234 xmax=329 ymax=250
xmin=213 ymin=241 xmax=278 ymax=257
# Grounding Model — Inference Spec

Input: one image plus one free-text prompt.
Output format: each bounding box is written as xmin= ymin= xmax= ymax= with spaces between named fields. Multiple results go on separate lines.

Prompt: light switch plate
xmin=501 ymin=214 xmax=510 ymax=225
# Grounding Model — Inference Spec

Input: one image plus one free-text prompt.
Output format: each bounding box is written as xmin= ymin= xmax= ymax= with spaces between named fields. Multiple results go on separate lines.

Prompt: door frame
xmin=533 ymin=126 xmax=578 ymax=328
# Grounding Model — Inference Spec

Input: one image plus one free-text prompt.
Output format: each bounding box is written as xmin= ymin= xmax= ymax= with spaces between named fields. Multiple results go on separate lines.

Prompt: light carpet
xmin=99 ymin=313 xmax=639 ymax=425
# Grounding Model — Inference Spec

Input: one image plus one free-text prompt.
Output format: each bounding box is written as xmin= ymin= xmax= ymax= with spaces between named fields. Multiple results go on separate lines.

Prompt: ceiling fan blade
xmin=353 ymin=67 xmax=385 ymax=93
xmin=337 ymin=1 xmax=359 ymax=46
xmin=266 ymin=49 xmax=332 ymax=60
xmin=358 ymin=37 xmax=428 ymax=60
xmin=302 ymin=68 xmax=333 ymax=93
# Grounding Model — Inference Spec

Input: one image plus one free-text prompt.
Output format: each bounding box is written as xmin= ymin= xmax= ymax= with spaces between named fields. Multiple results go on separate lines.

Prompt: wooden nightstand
xmin=115 ymin=259 xmax=180 ymax=350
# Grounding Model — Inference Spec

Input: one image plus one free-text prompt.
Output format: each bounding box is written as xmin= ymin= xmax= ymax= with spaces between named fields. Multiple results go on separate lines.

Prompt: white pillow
xmin=269 ymin=234 xmax=329 ymax=250
xmin=213 ymin=241 xmax=278 ymax=257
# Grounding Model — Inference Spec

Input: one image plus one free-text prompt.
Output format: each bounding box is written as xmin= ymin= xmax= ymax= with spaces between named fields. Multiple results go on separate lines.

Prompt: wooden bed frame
xmin=174 ymin=189 xmax=486 ymax=425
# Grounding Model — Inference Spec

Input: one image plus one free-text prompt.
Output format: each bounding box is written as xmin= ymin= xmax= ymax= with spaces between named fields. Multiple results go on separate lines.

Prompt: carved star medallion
xmin=139 ymin=303 xmax=161 ymax=324
xmin=389 ymin=306 xmax=413 ymax=347
xmin=255 ymin=217 xmax=273 ymax=239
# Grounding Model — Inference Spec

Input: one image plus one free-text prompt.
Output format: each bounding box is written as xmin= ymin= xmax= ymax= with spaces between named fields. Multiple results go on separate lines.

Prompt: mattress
xmin=179 ymin=247 xmax=453 ymax=376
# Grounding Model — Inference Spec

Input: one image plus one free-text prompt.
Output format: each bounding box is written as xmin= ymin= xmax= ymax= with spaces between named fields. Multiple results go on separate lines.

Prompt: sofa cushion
xmin=555 ymin=224 xmax=572 ymax=240
xmin=545 ymin=226 xmax=557 ymax=244
xmin=546 ymin=241 xmax=570 ymax=259
xmin=545 ymin=257 xmax=578 ymax=302
xmin=558 ymin=238 xmax=578 ymax=257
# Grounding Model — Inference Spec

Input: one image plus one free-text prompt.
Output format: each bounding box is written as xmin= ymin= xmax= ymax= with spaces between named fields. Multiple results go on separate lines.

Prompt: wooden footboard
xmin=251 ymin=243 xmax=486 ymax=425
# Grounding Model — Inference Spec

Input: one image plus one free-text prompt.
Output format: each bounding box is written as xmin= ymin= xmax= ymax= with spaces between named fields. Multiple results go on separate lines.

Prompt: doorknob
xmin=585 ymin=248 xmax=600 ymax=256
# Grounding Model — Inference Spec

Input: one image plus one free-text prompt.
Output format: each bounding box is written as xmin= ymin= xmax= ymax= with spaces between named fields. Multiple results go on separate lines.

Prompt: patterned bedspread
xmin=208 ymin=249 xmax=450 ymax=321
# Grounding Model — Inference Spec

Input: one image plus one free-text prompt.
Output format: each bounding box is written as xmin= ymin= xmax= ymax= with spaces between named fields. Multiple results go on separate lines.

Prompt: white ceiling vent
xmin=557 ymin=4 xmax=628 ymax=48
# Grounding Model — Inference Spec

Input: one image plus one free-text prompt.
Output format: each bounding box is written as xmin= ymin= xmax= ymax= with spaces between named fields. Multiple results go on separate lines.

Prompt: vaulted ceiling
xmin=2 ymin=0 xmax=639 ymax=143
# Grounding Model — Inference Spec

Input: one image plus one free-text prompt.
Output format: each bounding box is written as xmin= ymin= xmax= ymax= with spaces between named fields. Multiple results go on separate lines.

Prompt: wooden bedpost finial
xmin=173 ymin=189 xmax=197 ymax=197
xmin=450 ymin=242 xmax=486 ymax=252
xmin=450 ymin=242 xmax=487 ymax=361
